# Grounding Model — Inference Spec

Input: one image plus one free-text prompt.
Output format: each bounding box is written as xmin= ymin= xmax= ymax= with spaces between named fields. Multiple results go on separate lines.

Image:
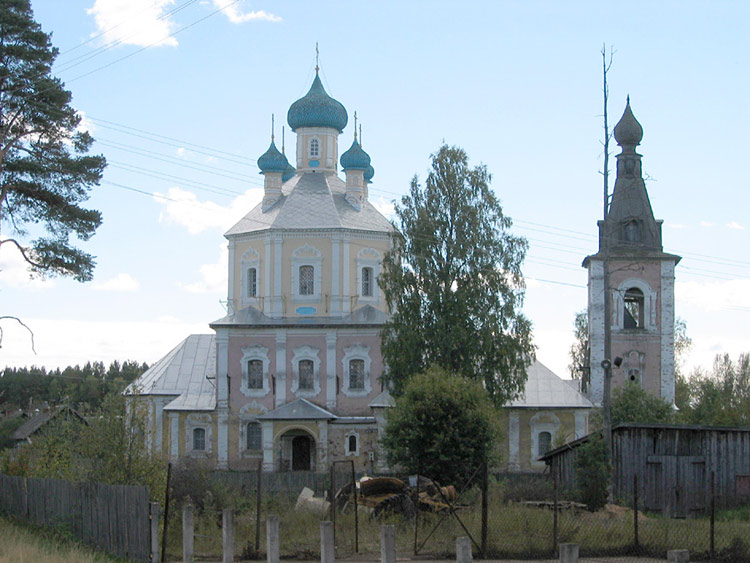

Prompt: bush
xmin=574 ymin=433 xmax=610 ymax=511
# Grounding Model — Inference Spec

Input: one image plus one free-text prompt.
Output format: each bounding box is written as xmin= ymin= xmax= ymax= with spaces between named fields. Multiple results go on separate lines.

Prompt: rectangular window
xmin=361 ymin=267 xmax=373 ymax=297
xmin=246 ymin=422 xmax=262 ymax=450
xmin=299 ymin=265 xmax=314 ymax=295
xmin=248 ymin=359 xmax=263 ymax=390
xmin=349 ymin=359 xmax=365 ymax=390
xmin=193 ymin=428 xmax=206 ymax=451
xmin=309 ymin=138 xmax=320 ymax=158
xmin=247 ymin=267 xmax=257 ymax=298
xmin=299 ymin=359 xmax=314 ymax=390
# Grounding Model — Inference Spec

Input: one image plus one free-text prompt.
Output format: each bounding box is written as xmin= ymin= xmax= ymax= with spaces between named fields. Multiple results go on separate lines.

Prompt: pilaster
xmin=275 ymin=331 xmax=287 ymax=407
xmin=326 ymin=332 xmax=337 ymax=409
xmin=508 ymin=411 xmax=520 ymax=472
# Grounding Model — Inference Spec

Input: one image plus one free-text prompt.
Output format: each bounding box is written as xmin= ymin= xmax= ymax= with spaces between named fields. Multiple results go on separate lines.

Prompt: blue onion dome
xmin=364 ymin=164 xmax=374 ymax=183
xmin=614 ymin=100 xmax=643 ymax=147
xmin=287 ymin=74 xmax=348 ymax=132
xmin=340 ymin=139 xmax=371 ymax=170
xmin=282 ymin=162 xmax=296 ymax=182
xmin=257 ymin=140 xmax=288 ymax=173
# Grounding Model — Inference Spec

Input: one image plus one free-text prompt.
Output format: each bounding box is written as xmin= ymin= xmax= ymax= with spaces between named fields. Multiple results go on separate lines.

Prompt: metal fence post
xmin=633 ymin=473 xmax=639 ymax=551
xmin=481 ymin=462 xmax=488 ymax=556
xmin=350 ymin=459 xmax=359 ymax=553
xmin=710 ymin=470 xmax=715 ymax=559
xmin=414 ymin=470 xmax=420 ymax=556
xmin=553 ymin=468 xmax=559 ymax=554
xmin=256 ymin=459 xmax=262 ymax=553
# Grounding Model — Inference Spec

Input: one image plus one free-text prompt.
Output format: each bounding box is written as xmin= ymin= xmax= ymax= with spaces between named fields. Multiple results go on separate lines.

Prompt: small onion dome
xmin=257 ymin=140 xmax=288 ymax=173
xmin=364 ymin=164 xmax=375 ymax=183
xmin=287 ymin=74 xmax=348 ymax=132
xmin=340 ymin=139 xmax=371 ymax=170
xmin=614 ymin=101 xmax=643 ymax=147
xmin=282 ymin=163 xmax=296 ymax=182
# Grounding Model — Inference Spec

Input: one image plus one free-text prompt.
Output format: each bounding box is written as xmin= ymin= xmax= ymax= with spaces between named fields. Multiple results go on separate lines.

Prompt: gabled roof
xmin=11 ymin=405 xmax=87 ymax=441
xmin=507 ymin=361 xmax=593 ymax=409
xmin=125 ymin=334 xmax=216 ymax=411
xmin=257 ymin=398 xmax=336 ymax=420
xmin=224 ymin=172 xmax=395 ymax=236
xmin=369 ymin=389 xmax=394 ymax=408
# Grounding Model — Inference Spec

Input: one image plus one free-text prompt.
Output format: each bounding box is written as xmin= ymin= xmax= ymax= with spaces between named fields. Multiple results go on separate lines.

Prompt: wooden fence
xmin=0 ymin=473 xmax=151 ymax=561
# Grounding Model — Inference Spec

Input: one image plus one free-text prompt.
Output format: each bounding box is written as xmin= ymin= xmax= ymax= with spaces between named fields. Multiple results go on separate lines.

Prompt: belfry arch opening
xmin=624 ymin=288 xmax=645 ymax=329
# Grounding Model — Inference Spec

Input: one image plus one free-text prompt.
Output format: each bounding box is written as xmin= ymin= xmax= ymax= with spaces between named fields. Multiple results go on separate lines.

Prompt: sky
xmin=2 ymin=0 xmax=749 ymax=380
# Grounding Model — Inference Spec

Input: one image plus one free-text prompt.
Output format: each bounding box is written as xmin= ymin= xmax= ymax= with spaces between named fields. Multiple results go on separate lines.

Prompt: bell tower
xmin=583 ymin=99 xmax=681 ymax=405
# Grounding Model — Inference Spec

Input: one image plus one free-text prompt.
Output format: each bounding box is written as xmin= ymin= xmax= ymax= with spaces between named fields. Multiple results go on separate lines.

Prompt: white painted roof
xmin=125 ymin=334 xmax=216 ymax=411
xmin=508 ymin=360 xmax=593 ymax=409
xmin=225 ymin=172 xmax=395 ymax=236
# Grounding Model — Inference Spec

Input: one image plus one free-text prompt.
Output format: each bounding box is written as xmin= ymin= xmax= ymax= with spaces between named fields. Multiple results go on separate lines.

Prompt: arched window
xmin=624 ymin=288 xmax=645 ymax=329
xmin=298 ymin=359 xmax=314 ymax=390
xmin=349 ymin=359 xmax=365 ymax=390
xmin=361 ymin=267 xmax=373 ymax=297
xmin=193 ymin=428 xmax=206 ymax=451
xmin=247 ymin=267 xmax=257 ymax=297
xmin=247 ymin=359 xmax=263 ymax=390
xmin=347 ymin=434 xmax=358 ymax=455
xmin=623 ymin=220 xmax=641 ymax=243
xmin=309 ymin=138 xmax=320 ymax=158
xmin=246 ymin=422 xmax=262 ymax=451
xmin=538 ymin=431 xmax=552 ymax=457
xmin=299 ymin=265 xmax=314 ymax=295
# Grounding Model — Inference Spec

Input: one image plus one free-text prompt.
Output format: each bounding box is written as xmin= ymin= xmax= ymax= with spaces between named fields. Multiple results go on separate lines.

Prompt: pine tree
xmin=0 ymin=0 xmax=106 ymax=281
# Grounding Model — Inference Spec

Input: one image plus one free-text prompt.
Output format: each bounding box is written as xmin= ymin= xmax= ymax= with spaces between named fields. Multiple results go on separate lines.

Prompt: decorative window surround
xmin=345 ymin=430 xmax=360 ymax=457
xmin=356 ymin=248 xmax=381 ymax=305
xmin=529 ymin=412 xmax=560 ymax=468
xmin=240 ymin=345 xmax=271 ymax=397
xmin=245 ymin=422 xmax=262 ymax=451
xmin=291 ymin=244 xmax=322 ymax=303
xmin=238 ymin=401 xmax=267 ymax=457
xmin=612 ymin=278 xmax=657 ymax=331
xmin=309 ymin=137 xmax=320 ymax=159
xmin=625 ymin=350 xmax=645 ymax=384
xmin=291 ymin=346 xmax=321 ymax=397
xmin=240 ymin=248 xmax=261 ymax=307
xmin=186 ymin=413 xmax=212 ymax=457
xmin=341 ymin=344 xmax=372 ymax=397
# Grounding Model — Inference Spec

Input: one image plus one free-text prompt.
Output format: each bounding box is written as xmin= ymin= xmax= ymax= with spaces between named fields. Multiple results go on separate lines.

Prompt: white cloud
xmin=667 ymin=223 xmax=687 ymax=230
xmin=726 ymin=221 xmax=745 ymax=231
xmin=371 ymin=196 xmax=396 ymax=221
xmin=0 ymin=245 xmax=56 ymax=290
xmin=181 ymin=244 xmax=227 ymax=294
xmin=76 ymin=110 xmax=96 ymax=135
xmin=154 ymin=186 xmax=263 ymax=234
xmin=176 ymin=147 xmax=187 ymax=158
xmin=211 ymin=0 xmax=281 ymax=23
xmin=676 ymin=279 xmax=750 ymax=311
xmin=92 ymin=273 xmax=140 ymax=292
xmin=87 ymin=0 xmax=179 ymax=48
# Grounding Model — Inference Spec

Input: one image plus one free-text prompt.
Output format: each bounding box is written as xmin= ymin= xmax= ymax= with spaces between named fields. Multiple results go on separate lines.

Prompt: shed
xmin=11 ymin=405 xmax=88 ymax=446
xmin=541 ymin=423 xmax=750 ymax=517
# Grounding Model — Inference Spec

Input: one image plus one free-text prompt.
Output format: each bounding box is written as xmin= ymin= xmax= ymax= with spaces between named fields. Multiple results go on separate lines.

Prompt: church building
xmin=583 ymin=100 xmax=681 ymax=406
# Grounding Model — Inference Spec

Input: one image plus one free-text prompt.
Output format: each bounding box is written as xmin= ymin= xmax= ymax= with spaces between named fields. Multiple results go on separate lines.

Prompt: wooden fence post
xmin=150 ymin=502 xmax=160 ymax=563
xmin=222 ymin=508 xmax=234 ymax=563
xmin=182 ymin=504 xmax=194 ymax=563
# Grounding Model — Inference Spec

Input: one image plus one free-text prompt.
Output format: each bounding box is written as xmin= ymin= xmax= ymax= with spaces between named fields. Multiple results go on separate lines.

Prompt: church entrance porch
xmin=279 ymin=430 xmax=315 ymax=471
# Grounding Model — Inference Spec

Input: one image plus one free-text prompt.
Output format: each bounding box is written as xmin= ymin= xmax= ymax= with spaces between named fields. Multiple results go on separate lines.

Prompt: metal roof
xmin=11 ymin=406 xmax=87 ymax=441
xmin=210 ymin=304 xmax=388 ymax=328
xmin=257 ymin=398 xmax=335 ymax=420
xmin=368 ymin=389 xmax=394 ymax=408
xmin=125 ymin=334 xmax=216 ymax=411
xmin=507 ymin=360 xmax=593 ymax=409
xmin=224 ymin=172 xmax=395 ymax=236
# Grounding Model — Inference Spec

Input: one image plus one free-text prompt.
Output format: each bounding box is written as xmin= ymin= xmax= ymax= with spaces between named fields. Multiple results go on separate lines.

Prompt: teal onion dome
xmin=287 ymin=74 xmax=348 ymax=132
xmin=364 ymin=164 xmax=374 ymax=183
xmin=340 ymin=139 xmax=371 ymax=170
xmin=257 ymin=141 xmax=288 ymax=173
xmin=282 ymin=163 xmax=296 ymax=182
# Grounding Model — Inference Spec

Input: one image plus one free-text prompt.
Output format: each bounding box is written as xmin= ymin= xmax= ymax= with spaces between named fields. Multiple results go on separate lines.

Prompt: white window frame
xmin=291 ymin=244 xmax=322 ymax=303
xmin=291 ymin=346 xmax=321 ymax=397
xmin=612 ymin=278 xmax=657 ymax=331
xmin=356 ymin=248 xmax=381 ymax=305
xmin=309 ymin=137 xmax=321 ymax=159
xmin=186 ymin=413 xmax=212 ymax=457
xmin=240 ymin=248 xmax=261 ymax=307
xmin=529 ymin=412 xmax=560 ymax=468
xmin=341 ymin=344 xmax=372 ymax=397
xmin=238 ymin=401 xmax=267 ymax=458
xmin=240 ymin=345 xmax=271 ymax=397
xmin=345 ymin=430 xmax=360 ymax=457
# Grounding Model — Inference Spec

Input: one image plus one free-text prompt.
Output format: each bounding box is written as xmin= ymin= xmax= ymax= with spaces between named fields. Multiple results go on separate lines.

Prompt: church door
xmin=292 ymin=435 xmax=312 ymax=471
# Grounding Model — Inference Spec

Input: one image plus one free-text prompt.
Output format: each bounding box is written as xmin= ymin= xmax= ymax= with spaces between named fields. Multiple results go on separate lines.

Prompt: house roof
xmin=257 ymin=398 xmax=336 ymax=420
xmin=507 ymin=360 xmax=593 ymax=409
xmin=11 ymin=405 xmax=87 ymax=441
xmin=224 ymin=172 xmax=395 ymax=236
xmin=210 ymin=304 xmax=388 ymax=328
xmin=125 ymin=334 xmax=216 ymax=411
xmin=368 ymin=389 xmax=394 ymax=408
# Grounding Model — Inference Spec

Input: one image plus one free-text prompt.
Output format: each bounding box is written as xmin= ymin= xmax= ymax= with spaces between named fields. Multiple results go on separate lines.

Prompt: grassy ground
xmin=0 ymin=517 xmax=120 ymax=563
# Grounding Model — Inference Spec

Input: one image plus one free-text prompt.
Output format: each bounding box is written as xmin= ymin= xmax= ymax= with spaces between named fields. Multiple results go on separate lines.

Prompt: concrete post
xmin=381 ymin=525 xmax=395 ymax=563
xmin=222 ymin=508 xmax=234 ymax=563
xmin=266 ymin=515 xmax=280 ymax=563
xmin=150 ymin=503 xmax=160 ymax=563
xmin=182 ymin=504 xmax=194 ymax=563
xmin=559 ymin=543 xmax=579 ymax=563
xmin=456 ymin=536 xmax=472 ymax=563
xmin=320 ymin=521 xmax=335 ymax=563
xmin=667 ymin=550 xmax=690 ymax=563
